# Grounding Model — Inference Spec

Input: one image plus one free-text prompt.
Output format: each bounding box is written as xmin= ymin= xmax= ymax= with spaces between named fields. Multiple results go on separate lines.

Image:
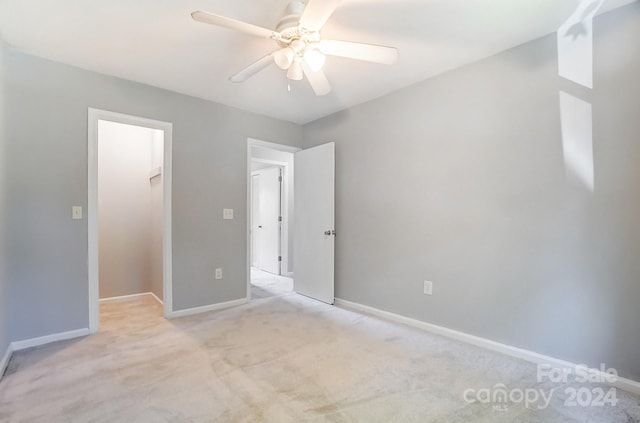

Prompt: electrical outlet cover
xmin=72 ymin=206 xmax=83 ymax=220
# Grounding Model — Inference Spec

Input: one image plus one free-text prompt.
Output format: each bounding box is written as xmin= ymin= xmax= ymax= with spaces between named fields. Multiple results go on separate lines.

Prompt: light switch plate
xmin=72 ymin=206 xmax=83 ymax=220
xmin=424 ymin=281 xmax=433 ymax=296
xmin=223 ymin=208 xmax=234 ymax=220
xmin=215 ymin=268 xmax=223 ymax=280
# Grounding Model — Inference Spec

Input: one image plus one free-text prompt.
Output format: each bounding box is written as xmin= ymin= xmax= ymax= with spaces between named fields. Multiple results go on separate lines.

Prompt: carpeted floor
xmin=0 ymin=294 xmax=638 ymax=422
xmin=250 ymin=267 xmax=293 ymax=300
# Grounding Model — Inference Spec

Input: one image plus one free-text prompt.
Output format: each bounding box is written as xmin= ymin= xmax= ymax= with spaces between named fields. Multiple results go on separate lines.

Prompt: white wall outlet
xmin=215 ymin=268 xmax=223 ymax=280
xmin=72 ymin=206 xmax=83 ymax=220
xmin=424 ymin=281 xmax=433 ymax=296
xmin=223 ymin=208 xmax=234 ymax=220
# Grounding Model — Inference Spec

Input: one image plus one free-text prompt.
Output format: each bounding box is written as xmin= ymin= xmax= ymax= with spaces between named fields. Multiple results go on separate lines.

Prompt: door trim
xmin=88 ymin=108 xmax=173 ymax=333
xmin=246 ymin=139 xmax=300 ymax=301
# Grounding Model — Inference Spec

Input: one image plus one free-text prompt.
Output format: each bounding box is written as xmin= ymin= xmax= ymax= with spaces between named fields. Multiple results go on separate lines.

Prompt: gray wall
xmin=303 ymin=4 xmax=640 ymax=380
xmin=4 ymin=51 xmax=302 ymax=341
xmin=0 ymin=39 xmax=9 ymax=359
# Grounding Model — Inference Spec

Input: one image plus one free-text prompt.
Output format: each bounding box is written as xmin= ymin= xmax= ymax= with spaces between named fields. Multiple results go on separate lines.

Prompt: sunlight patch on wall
xmin=559 ymin=91 xmax=594 ymax=191
xmin=557 ymin=0 xmax=602 ymax=192
xmin=557 ymin=0 xmax=603 ymax=88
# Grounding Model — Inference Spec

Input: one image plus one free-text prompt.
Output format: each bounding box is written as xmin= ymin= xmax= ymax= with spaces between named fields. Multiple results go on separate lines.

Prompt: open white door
xmin=250 ymin=174 xmax=261 ymax=268
xmin=257 ymin=167 xmax=282 ymax=274
xmin=251 ymin=167 xmax=282 ymax=274
xmin=294 ymin=142 xmax=335 ymax=304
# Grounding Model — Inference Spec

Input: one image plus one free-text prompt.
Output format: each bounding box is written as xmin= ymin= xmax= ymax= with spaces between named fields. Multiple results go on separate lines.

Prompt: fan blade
xmin=299 ymin=0 xmax=343 ymax=31
xmin=229 ymin=54 xmax=275 ymax=83
xmin=191 ymin=11 xmax=278 ymax=39
xmin=319 ymin=40 xmax=398 ymax=65
xmin=302 ymin=63 xmax=331 ymax=96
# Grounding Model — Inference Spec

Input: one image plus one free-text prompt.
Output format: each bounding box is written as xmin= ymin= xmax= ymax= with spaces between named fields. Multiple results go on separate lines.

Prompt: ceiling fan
xmin=191 ymin=0 xmax=399 ymax=96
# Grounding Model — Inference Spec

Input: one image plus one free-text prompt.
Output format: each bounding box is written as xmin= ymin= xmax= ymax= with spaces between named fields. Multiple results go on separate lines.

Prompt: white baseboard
xmin=11 ymin=328 xmax=90 ymax=352
xmin=334 ymin=298 xmax=640 ymax=396
xmin=167 ymin=298 xmax=247 ymax=319
xmin=149 ymin=292 xmax=163 ymax=305
xmin=0 ymin=343 xmax=13 ymax=380
xmin=615 ymin=375 xmax=640 ymax=397
xmin=100 ymin=292 xmax=162 ymax=304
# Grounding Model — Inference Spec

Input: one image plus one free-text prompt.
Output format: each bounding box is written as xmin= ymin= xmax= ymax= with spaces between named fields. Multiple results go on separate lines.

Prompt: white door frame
xmin=88 ymin=108 xmax=173 ymax=333
xmin=246 ymin=138 xmax=300 ymax=300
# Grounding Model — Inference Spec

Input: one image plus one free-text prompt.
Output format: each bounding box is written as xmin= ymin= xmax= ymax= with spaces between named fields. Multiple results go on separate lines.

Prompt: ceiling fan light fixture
xmin=192 ymin=0 xmax=399 ymax=96
xmin=290 ymin=39 xmax=306 ymax=53
xmin=304 ymin=48 xmax=326 ymax=72
xmin=287 ymin=59 xmax=304 ymax=80
xmin=273 ymin=47 xmax=294 ymax=70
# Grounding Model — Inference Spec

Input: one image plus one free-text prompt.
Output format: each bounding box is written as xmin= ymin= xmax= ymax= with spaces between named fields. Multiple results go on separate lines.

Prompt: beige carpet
xmin=250 ymin=267 xmax=293 ymax=299
xmin=0 ymin=294 xmax=638 ymax=422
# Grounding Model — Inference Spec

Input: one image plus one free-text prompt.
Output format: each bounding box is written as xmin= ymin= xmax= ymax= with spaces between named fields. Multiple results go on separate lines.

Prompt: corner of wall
xmin=0 ymin=35 xmax=11 ymax=375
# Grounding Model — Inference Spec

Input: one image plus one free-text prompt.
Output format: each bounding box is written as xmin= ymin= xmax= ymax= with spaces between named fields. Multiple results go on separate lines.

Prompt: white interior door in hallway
xmin=251 ymin=166 xmax=282 ymax=275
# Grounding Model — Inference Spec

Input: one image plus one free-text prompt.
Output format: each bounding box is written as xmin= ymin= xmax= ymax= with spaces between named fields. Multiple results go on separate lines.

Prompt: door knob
xmin=324 ymin=230 xmax=336 ymax=236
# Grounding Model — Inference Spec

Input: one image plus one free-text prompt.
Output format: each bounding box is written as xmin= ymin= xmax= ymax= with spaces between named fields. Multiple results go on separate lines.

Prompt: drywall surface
xmin=0 ymin=39 xmax=9 ymax=359
xmin=4 ymin=51 xmax=302 ymax=340
xmin=303 ymin=4 xmax=640 ymax=380
xmin=98 ymin=120 xmax=157 ymax=299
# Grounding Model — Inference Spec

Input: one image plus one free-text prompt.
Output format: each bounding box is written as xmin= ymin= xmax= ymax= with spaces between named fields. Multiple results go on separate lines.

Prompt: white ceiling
xmin=0 ymin=0 xmax=636 ymax=124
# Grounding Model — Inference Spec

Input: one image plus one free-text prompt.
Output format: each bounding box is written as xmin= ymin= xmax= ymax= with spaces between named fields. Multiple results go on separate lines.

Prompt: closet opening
xmin=88 ymin=109 xmax=173 ymax=332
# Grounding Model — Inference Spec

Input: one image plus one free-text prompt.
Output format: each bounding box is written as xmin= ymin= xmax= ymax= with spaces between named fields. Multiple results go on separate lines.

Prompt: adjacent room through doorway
xmin=247 ymin=139 xmax=336 ymax=305
xmin=248 ymin=142 xmax=297 ymax=300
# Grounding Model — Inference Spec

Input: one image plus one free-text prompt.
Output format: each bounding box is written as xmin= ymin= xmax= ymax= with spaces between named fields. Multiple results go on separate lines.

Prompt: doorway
xmin=251 ymin=165 xmax=282 ymax=274
xmin=88 ymin=109 xmax=173 ymax=333
xmin=247 ymin=139 xmax=298 ymax=300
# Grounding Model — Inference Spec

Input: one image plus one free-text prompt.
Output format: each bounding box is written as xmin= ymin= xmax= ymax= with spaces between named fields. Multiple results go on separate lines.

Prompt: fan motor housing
xmin=276 ymin=1 xmax=317 ymax=46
